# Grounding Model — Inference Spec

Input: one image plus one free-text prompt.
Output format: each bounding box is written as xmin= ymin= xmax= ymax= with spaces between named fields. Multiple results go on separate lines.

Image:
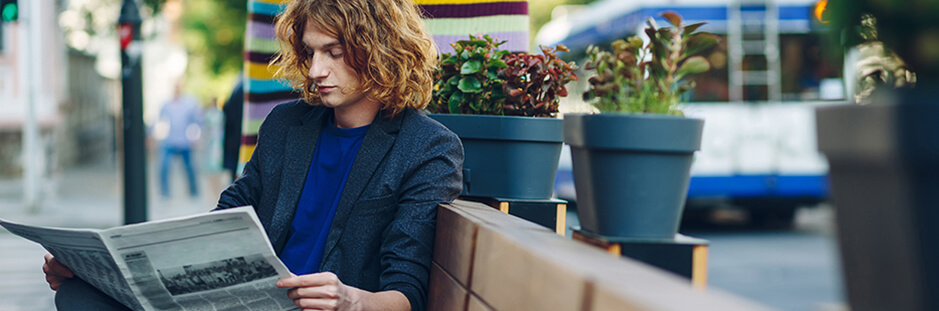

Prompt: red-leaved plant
xmin=500 ymin=45 xmax=578 ymax=117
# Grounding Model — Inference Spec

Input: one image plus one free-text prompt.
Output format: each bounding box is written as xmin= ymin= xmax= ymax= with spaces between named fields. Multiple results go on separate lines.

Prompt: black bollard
xmin=118 ymin=0 xmax=147 ymax=224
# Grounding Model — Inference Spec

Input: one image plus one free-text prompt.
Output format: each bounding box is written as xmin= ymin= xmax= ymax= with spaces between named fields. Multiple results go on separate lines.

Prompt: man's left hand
xmin=277 ymin=272 xmax=362 ymax=311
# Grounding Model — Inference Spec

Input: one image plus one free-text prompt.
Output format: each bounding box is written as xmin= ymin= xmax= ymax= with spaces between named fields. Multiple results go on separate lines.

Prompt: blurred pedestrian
xmin=154 ymin=80 xmax=202 ymax=199
xmin=222 ymin=77 xmax=244 ymax=182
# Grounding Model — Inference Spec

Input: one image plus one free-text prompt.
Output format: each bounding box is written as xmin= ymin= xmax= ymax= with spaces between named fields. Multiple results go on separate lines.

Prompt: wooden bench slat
xmin=427 ymin=262 xmax=468 ymax=311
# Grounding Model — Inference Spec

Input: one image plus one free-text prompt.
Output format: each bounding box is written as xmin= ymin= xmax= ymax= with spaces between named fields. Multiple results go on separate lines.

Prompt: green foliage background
xmin=529 ymin=0 xmax=598 ymax=48
xmin=179 ymin=0 xmax=248 ymax=103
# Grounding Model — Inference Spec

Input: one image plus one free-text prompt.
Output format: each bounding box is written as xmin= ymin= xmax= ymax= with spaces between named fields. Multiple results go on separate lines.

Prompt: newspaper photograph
xmin=0 ymin=206 xmax=300 ymax=311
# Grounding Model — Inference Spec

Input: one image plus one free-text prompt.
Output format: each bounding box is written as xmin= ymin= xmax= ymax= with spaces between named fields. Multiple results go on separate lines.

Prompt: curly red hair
xmin=270 ymin=0 xmax=437 ymax=118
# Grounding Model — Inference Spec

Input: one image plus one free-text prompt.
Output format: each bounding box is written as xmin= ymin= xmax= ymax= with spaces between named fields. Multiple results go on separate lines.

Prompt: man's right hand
xmin=42 ymin=253 xmax=74 ymax=291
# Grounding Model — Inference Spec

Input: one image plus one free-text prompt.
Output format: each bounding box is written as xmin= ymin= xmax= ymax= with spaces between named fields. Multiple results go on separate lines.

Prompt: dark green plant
xmin=500 ymin=44 xmax=578 ymax=117
xmin=429 ymin=34 xmax=578 ymax=117
xmin=429 ymin=34 xmax=510 ymax=114
xmin=583 ymin=11 xmax=719 ymax=115
xmin=827 ymin=0 xmax=939 ymax=81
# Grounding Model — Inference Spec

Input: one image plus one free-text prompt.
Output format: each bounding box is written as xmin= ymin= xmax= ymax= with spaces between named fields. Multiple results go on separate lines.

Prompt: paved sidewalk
xmin=0 ymin=161 xmax=229 ymax=311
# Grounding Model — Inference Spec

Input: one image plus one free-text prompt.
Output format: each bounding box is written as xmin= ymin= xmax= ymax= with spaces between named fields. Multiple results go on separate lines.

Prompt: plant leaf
xmin=644 ymin=27 xmax=657 ymax=42
xmin=682 ymin=33 xmax=720 ymax=58
xmin=473 ymin=47 xmax=486 ymax=59
xmin=662 ymin=11 xmax=682 ymax=27
xmin=683 ymin=22 xmax=707 ymax=36
xmin=461 ymin=60 xmax=482 ymax=74
xmin=486 ymin=71 xmax=499 ymax=81
xmin=448 ymin=91 xmax=463 ymax=113
xmin=439 ymin=81 xmax=452 ymax=93
xmin=441 ymin=55 xmax=457 ymax=66
xmin=627 ymin=36 xmax=644 ymax=49
xmin=676 ymin=80 xmax=696 ymax=95
xmin=677 ymin=56 xmax=711 ymax=78
xmin=458 ymin=76 xmax=482 ymax=93
xmin=488 ymin=59 xmax=508 ymax=69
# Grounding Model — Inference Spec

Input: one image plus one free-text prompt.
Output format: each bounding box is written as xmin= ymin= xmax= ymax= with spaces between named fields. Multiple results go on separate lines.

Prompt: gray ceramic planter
xmin=428 ymin=114 xmax=563 ymax=199
xmin=564 ymin=113 xmax=703 ymax=239
xmin=816 ymin=93 xmax=939 ymax=311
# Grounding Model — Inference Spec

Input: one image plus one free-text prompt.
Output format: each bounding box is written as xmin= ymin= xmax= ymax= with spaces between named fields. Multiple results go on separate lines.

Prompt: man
xmin=154 ymin=80 xmax=202 ymax=199
xmin=43 ymin=0 xmax=463 ymax=310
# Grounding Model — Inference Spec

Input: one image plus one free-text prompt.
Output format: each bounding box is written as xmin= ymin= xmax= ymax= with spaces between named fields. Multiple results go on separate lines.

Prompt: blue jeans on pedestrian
xmin=159 ymin=146 xmax=198 ymax=198
xmin=55 ymin=278 xmax=131 ymax=311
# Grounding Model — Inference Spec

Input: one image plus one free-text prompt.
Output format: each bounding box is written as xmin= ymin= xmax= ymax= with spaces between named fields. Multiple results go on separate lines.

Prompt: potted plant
xmin=815 ymin=4 xmax=934 ymax=310
xmin=564 ymin=12 xmax=718 ymax=239
xmin=427 ymin=34 xmax=578 ymax=199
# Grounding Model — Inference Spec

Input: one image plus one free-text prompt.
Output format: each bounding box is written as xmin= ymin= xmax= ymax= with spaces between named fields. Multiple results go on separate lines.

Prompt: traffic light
xmin=1 ymin=0 xmax=17 ymax=22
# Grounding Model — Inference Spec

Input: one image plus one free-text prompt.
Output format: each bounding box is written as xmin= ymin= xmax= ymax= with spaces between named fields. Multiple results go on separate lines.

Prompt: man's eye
xmin=330 ymin=50 xmax=343 ymax=58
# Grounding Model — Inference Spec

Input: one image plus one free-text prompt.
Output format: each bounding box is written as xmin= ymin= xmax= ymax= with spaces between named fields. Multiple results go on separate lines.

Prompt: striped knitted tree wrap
xmin=417 ymin=0 xmax=530 ymax=54
xmin=239 ymin=0 xmax=291 ymax=173
xmin=238 ymin=0 xmax=529 ymax=171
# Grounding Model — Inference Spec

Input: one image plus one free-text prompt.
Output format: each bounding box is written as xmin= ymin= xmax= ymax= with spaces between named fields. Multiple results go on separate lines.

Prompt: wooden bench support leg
xmin=692 ymin=245 xmax=709 ymax=290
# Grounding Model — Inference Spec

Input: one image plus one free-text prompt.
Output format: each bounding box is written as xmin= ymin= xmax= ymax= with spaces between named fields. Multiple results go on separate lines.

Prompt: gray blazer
xmin=216 ymin=101 xmax=463 ymax=311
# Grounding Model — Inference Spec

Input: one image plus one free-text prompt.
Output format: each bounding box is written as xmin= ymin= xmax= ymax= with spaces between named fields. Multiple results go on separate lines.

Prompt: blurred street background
xmin=0 ymin=0 xmax=851 ymax=310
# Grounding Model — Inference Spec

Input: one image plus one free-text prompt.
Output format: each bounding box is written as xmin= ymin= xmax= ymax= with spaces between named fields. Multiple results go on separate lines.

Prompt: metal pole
xmin=119 ymin=0 xmax=147 ymax=224
xmin=22 ymin=0 xmax=41 ymax=213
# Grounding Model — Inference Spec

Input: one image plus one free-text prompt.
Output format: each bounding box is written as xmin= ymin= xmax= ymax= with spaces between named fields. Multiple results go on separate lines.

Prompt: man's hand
xmin=277 ymin=272 xmax=363 ymax=311
xmin=42 ymin=253 xmax=74 ymax=291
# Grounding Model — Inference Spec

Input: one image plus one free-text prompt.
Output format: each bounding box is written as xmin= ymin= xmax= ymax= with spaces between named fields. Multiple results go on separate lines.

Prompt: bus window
xmin=685 ymin=33 xmax=844 ymax=103
xmin=780 ymin=34 xmax=844 ymax=101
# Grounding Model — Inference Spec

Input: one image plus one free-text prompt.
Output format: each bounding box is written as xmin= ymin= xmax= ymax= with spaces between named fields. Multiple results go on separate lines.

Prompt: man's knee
xmin=55 ymin=278 xmax=130 ymax=311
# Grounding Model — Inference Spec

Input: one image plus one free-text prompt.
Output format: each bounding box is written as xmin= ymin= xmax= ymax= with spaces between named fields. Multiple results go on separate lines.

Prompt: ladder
xmin=727 ymin=0 xmax=781 ymax=102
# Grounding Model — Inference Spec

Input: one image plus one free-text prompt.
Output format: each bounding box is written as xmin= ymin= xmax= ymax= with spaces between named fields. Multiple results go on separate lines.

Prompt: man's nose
xmin=308 ymin=56 xmax=328 ymax=80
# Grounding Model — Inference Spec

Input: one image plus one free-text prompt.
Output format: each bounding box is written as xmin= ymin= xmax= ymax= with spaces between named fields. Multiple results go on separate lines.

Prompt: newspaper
xmin=0 ymin=206 xmax=299 ymax=311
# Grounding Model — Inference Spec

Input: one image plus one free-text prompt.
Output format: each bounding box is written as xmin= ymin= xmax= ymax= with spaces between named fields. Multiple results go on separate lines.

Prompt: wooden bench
xmin=428 ymin=199 xmax=770 ymax=311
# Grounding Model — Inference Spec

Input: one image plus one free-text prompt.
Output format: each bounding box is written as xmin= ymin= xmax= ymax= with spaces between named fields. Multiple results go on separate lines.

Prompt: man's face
xmin=302 ymin=23 xmax=371 ymax=112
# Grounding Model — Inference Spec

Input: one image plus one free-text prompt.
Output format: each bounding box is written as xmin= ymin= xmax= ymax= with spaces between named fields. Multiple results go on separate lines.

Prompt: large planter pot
xmin=564 ymin=113 xmax=704 ymax=239
xmin=428 ymin=114 xmax=563 ymax=199
xmin=816 ymin=92 xmax=939 ymax=311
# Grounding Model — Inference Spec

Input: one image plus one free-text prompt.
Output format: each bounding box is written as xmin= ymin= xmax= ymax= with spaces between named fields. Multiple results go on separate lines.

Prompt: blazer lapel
xmin=321 ymin=113 xmax=403 ymax=264
xmin=270 ymin=107 xmax=326 ymax=253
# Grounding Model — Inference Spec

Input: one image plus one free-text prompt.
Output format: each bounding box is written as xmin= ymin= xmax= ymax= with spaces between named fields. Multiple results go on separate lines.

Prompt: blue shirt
xmin=157 ymin=95 xmax=202 ymax=149
xmin=280 ymin=119 xmax=369 ymax=275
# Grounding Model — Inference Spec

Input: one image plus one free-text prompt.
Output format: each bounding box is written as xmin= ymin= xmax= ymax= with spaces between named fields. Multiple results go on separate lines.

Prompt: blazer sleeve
xmin=379 ymin=125 xmax=464 ymax=311
xmin=215 ymin=142 xmax=263 ymax=211
xmin=214 ymin=104 xmax=286 ymax=211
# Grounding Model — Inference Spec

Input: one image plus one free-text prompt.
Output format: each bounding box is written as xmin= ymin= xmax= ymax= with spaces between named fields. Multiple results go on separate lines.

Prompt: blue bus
xmin=540 ymin=0 xmax=841 ymax=226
